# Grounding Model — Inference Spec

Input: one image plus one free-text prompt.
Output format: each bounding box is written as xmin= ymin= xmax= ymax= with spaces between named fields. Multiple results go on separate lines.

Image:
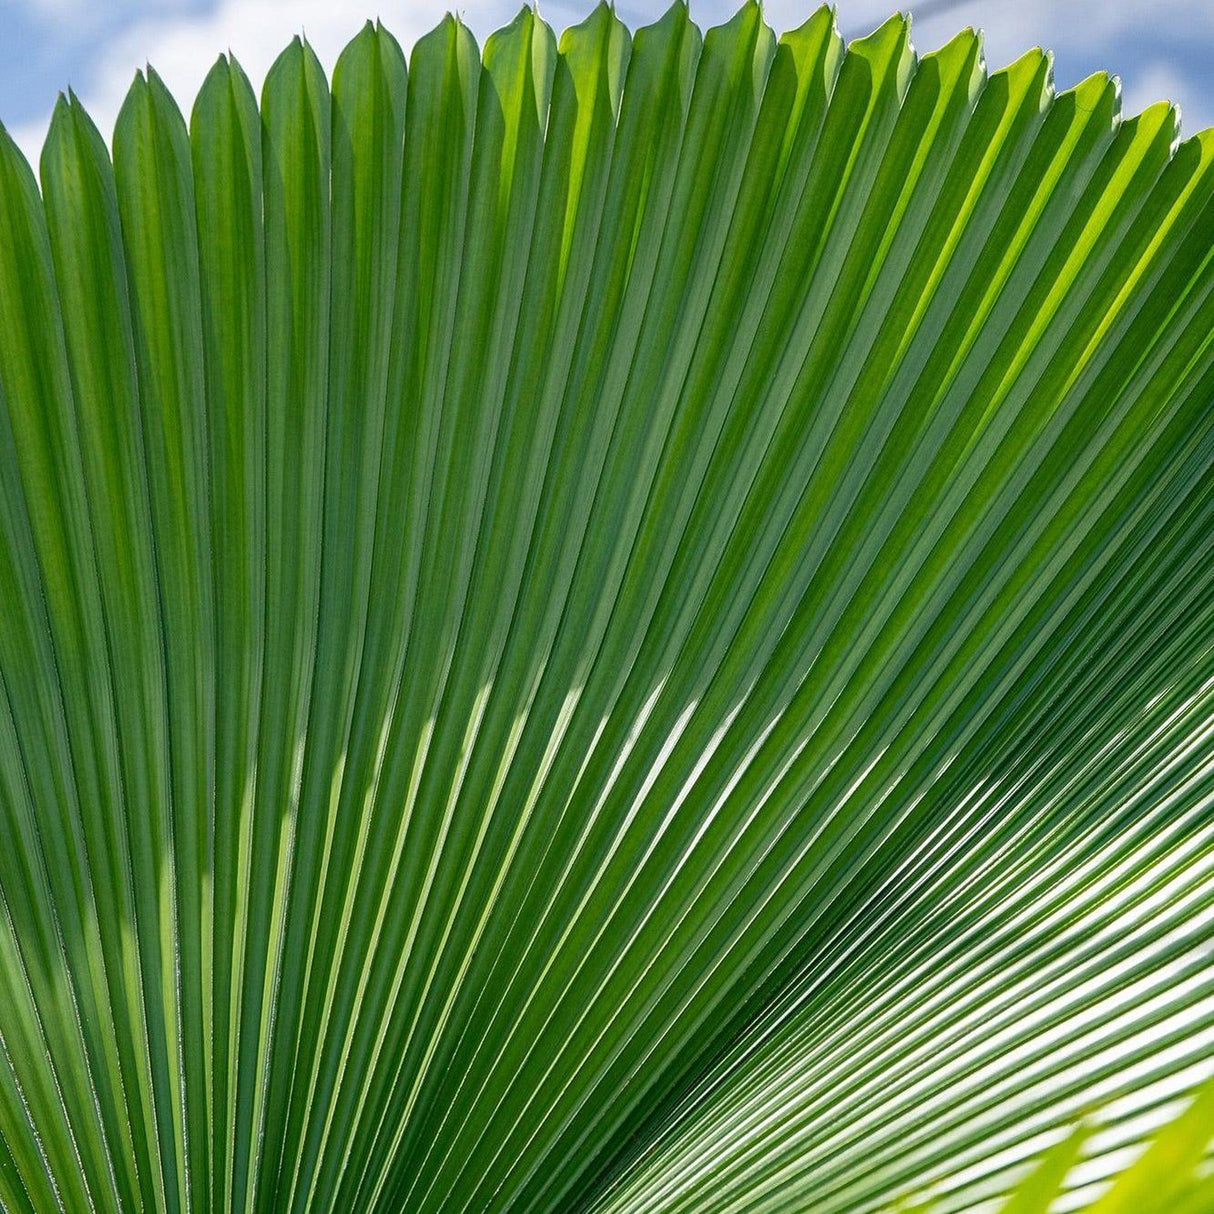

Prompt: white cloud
xmin=4 ymin=0 xmax=196 ymax=48
xmin=773 ymin=0 xmax=1214 ymax=132
xmin=1120 ymin=59 xmax=1193 ymax=129
xmin=820 ymin=0 xmax=1214 ymax=46
xmin=7 ymin=0 xmax=1213 ymax=167
xmin=10 ymin=0 xmax=513 ymax=164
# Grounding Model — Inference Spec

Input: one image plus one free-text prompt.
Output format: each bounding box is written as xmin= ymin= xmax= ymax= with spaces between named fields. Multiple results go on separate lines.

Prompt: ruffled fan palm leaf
xmin=0 ymin=4 xmax=1211 ymax=1212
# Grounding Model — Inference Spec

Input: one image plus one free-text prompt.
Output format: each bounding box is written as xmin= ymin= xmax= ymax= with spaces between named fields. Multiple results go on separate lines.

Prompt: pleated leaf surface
xmin=0 ymin=5 xmax=1211 ymax=1212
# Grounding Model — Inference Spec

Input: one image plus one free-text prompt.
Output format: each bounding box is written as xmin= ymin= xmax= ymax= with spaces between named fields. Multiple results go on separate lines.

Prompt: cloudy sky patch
xmin=2 ymin=0 xmax=1211 ymax=165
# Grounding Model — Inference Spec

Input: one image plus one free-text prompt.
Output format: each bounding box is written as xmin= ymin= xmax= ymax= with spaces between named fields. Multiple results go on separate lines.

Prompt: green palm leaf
xmin=0 ymin=5 xmax=1210 ymax=1212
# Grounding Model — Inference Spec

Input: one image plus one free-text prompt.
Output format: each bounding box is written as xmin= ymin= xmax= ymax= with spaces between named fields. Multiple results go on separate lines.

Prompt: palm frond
xmin=0 ymin=5 xmax=1211 ymax=1212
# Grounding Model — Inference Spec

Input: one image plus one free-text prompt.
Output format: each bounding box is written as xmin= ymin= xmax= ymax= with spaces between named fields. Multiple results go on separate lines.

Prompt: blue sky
xmin=1 ymin=0 xmax=1211 ymax=164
